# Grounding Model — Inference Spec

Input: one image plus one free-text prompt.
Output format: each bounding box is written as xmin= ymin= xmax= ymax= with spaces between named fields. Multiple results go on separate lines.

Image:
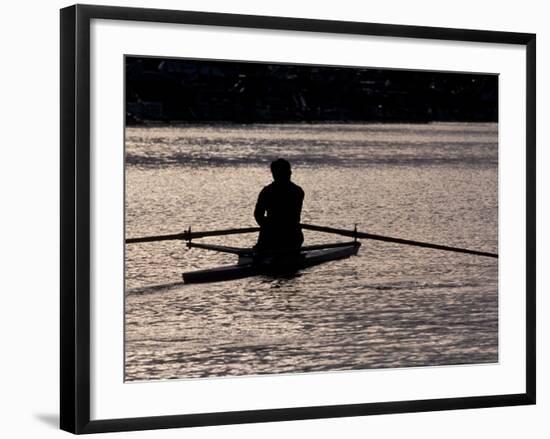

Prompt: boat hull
xmin=182 ymin=242 xmax=360 ymax=284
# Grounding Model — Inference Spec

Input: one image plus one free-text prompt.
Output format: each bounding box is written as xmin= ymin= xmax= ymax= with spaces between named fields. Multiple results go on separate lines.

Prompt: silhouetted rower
xmin=254 ymin=159 xmax=304 ymax=253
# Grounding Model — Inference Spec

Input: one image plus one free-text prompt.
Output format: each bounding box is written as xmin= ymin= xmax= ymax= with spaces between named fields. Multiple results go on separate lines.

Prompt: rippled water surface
xmin=125 ymin=123 xmax=498 ymax=381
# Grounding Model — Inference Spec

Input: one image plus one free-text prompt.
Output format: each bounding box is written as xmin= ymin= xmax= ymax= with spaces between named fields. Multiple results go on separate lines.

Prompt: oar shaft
xmin=300 ymin=223 xmax=498 ymax=258
xmin=126 ymin=226 xmax=260 ymax=244
xmin=125 ymin=233 xmax=186 ymax=244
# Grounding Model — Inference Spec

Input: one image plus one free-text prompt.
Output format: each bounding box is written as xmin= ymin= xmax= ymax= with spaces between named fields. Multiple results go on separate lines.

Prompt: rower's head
xmin=271 ymin=158 xmax=292 ymax=182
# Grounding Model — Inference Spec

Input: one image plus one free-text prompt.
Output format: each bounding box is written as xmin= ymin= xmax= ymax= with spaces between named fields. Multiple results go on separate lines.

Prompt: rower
xmin=253 ymin=159 xmax=304 ymax=255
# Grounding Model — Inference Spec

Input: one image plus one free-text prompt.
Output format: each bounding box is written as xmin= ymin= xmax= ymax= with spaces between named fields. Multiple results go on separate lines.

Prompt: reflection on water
xmin=125 ymin=123 xmax=498 ymax=381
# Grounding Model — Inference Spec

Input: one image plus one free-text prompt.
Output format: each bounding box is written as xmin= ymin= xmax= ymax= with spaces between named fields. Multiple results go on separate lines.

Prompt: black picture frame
xmin=60 ymin=4 xmax=536 ymax=434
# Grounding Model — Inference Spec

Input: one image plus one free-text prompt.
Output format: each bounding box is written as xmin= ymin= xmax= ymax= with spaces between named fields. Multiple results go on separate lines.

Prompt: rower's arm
xmin=296 ymin=189 xmax=304 ymax=223
xmin=254 ymin=189 xmax=267 ymax=226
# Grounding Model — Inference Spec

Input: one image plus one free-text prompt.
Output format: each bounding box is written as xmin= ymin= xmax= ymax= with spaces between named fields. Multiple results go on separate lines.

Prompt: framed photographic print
xmin=60 ymin=4 xmax=536 ymax=434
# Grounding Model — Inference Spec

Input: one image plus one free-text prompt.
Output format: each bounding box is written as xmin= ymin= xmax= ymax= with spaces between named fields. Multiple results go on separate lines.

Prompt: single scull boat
xmin=126 ymin=222 xmax=497 ymax=285
xmin=182 ymin=240 xmax=361 ymax=284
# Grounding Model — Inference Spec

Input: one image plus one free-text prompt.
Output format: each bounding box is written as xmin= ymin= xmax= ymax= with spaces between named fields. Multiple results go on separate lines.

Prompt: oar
xmin=126 ymin=226 xmax=260 ymax=244
xmin=300 ymin=223 xmax=498 ymax=258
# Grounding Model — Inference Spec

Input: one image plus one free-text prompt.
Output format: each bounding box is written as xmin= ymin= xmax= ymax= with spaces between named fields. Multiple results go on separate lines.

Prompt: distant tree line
xmin=126 ymin=57 xmax=498 ymax=125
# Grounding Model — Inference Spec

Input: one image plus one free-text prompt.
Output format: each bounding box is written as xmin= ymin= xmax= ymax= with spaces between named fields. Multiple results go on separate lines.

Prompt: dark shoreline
xmin=126 ymin=120 xmax=498 ymax=128
xmin=126 ymin=57 xmax=498 ymax=126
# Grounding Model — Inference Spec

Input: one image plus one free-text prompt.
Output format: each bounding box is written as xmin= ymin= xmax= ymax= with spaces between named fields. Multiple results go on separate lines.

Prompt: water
xmin=125 ymin=123 xmax=498 ymax=381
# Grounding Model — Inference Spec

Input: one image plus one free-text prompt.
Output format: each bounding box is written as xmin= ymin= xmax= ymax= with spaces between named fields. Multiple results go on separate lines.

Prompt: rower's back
xmin=254 ymin=159 xmax=304 ymax=251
